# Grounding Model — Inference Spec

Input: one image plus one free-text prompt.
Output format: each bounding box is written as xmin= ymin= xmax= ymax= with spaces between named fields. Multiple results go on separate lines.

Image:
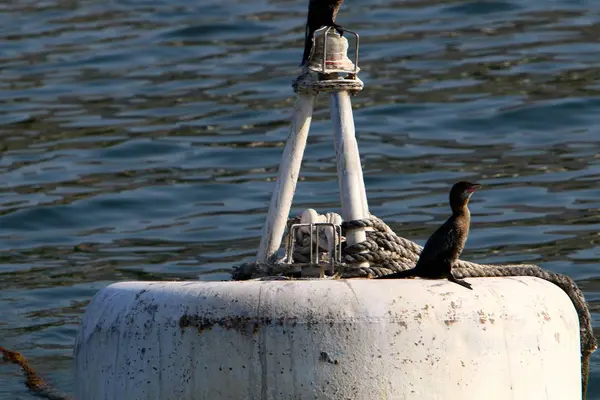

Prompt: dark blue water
xmin=1 ymin=0 xmax=600 ymax=398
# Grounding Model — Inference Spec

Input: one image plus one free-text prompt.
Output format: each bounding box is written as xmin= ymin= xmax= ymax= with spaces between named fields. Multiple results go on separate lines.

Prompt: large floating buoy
xmin=72 ymin=8 xmax=589 ymax=400
xmin=74 ymin=278 xmax=580 ymax=399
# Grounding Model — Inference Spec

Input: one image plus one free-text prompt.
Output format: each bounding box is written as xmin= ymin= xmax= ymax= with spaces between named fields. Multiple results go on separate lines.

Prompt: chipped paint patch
xmin=319 ymin=351 xmax=339 ymax=365
xmin=477 ymin=310 xmax=495 ymax=325
xmin=540 ymin=311 xmax=551 ymax=322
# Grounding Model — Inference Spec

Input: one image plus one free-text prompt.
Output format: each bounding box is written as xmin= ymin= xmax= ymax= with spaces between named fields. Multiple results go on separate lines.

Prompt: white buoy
xmin=72 ymin=21 xmax=585 ymax=400
xmin=74 ymin=277 xmax=581 ymax=400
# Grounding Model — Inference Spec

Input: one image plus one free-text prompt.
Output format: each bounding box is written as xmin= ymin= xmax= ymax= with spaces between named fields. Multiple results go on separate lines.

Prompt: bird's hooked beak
xmin=466 ymin=183 xmax=482 ymax=193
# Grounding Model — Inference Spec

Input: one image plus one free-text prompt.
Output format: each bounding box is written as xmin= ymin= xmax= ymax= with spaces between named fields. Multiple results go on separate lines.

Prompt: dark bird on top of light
xmin=301 ymin=0 xmax=345 ymax=66
xmin=377 ymin=181 xmax=482 ymax=290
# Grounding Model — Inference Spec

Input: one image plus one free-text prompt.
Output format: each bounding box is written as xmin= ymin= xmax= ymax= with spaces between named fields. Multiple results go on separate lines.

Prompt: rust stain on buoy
xmin=179 ymin=314 xmax=275 ymax=335
xmin=178 ymin=315 xmax=310 ymax=335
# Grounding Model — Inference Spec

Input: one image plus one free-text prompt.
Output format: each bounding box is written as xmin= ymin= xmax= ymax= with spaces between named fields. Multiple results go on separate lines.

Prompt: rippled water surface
xmin=1 ymin=0 xmax=600 ymax=398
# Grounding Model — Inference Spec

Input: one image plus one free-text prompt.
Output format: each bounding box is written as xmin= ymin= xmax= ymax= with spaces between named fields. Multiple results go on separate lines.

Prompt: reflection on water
xmin=1 ymin=0 xmax=600 ymax=398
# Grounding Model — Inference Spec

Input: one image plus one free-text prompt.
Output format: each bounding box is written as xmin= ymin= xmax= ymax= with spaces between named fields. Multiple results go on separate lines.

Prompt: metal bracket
xmin=308 ymin=26 xmax=360 ymax=75
xmin=286 ymin=222 xmax=343 ymax=275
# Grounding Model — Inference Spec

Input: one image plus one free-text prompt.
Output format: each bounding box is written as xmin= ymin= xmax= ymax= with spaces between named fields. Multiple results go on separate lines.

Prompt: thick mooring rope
xmin=232 ymin=214 xmax=597 ymax=397
xmin=0 ymin=346 xmax=72 ymax=400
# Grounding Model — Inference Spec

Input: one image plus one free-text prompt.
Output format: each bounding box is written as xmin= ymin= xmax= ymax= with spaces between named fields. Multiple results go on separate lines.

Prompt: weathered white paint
xmin=330 ymin=91 xmax=370 ymax=258
xmin=74 ymin=277 xmax=581 ymax=400
xmin=257 ymin=92 xmax=316 ymax=262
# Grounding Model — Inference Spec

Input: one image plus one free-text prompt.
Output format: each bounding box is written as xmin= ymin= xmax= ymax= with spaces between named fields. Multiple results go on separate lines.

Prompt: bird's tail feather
xmin=376 ymin=269 xmax=416 ymax=279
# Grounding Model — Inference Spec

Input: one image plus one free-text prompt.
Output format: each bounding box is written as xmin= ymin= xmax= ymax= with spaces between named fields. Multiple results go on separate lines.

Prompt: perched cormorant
xmin=377 ymin=181 xmax=481 ymax=290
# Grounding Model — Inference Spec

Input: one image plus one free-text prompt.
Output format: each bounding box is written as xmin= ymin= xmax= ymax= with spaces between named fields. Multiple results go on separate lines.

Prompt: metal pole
xmin=330 ymin=93 xmax=369 ymax=217
xmin=330 ymin=90 xmax=369 ymax=267
xmin=257 ymin=92 xmax=316 ymax=263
